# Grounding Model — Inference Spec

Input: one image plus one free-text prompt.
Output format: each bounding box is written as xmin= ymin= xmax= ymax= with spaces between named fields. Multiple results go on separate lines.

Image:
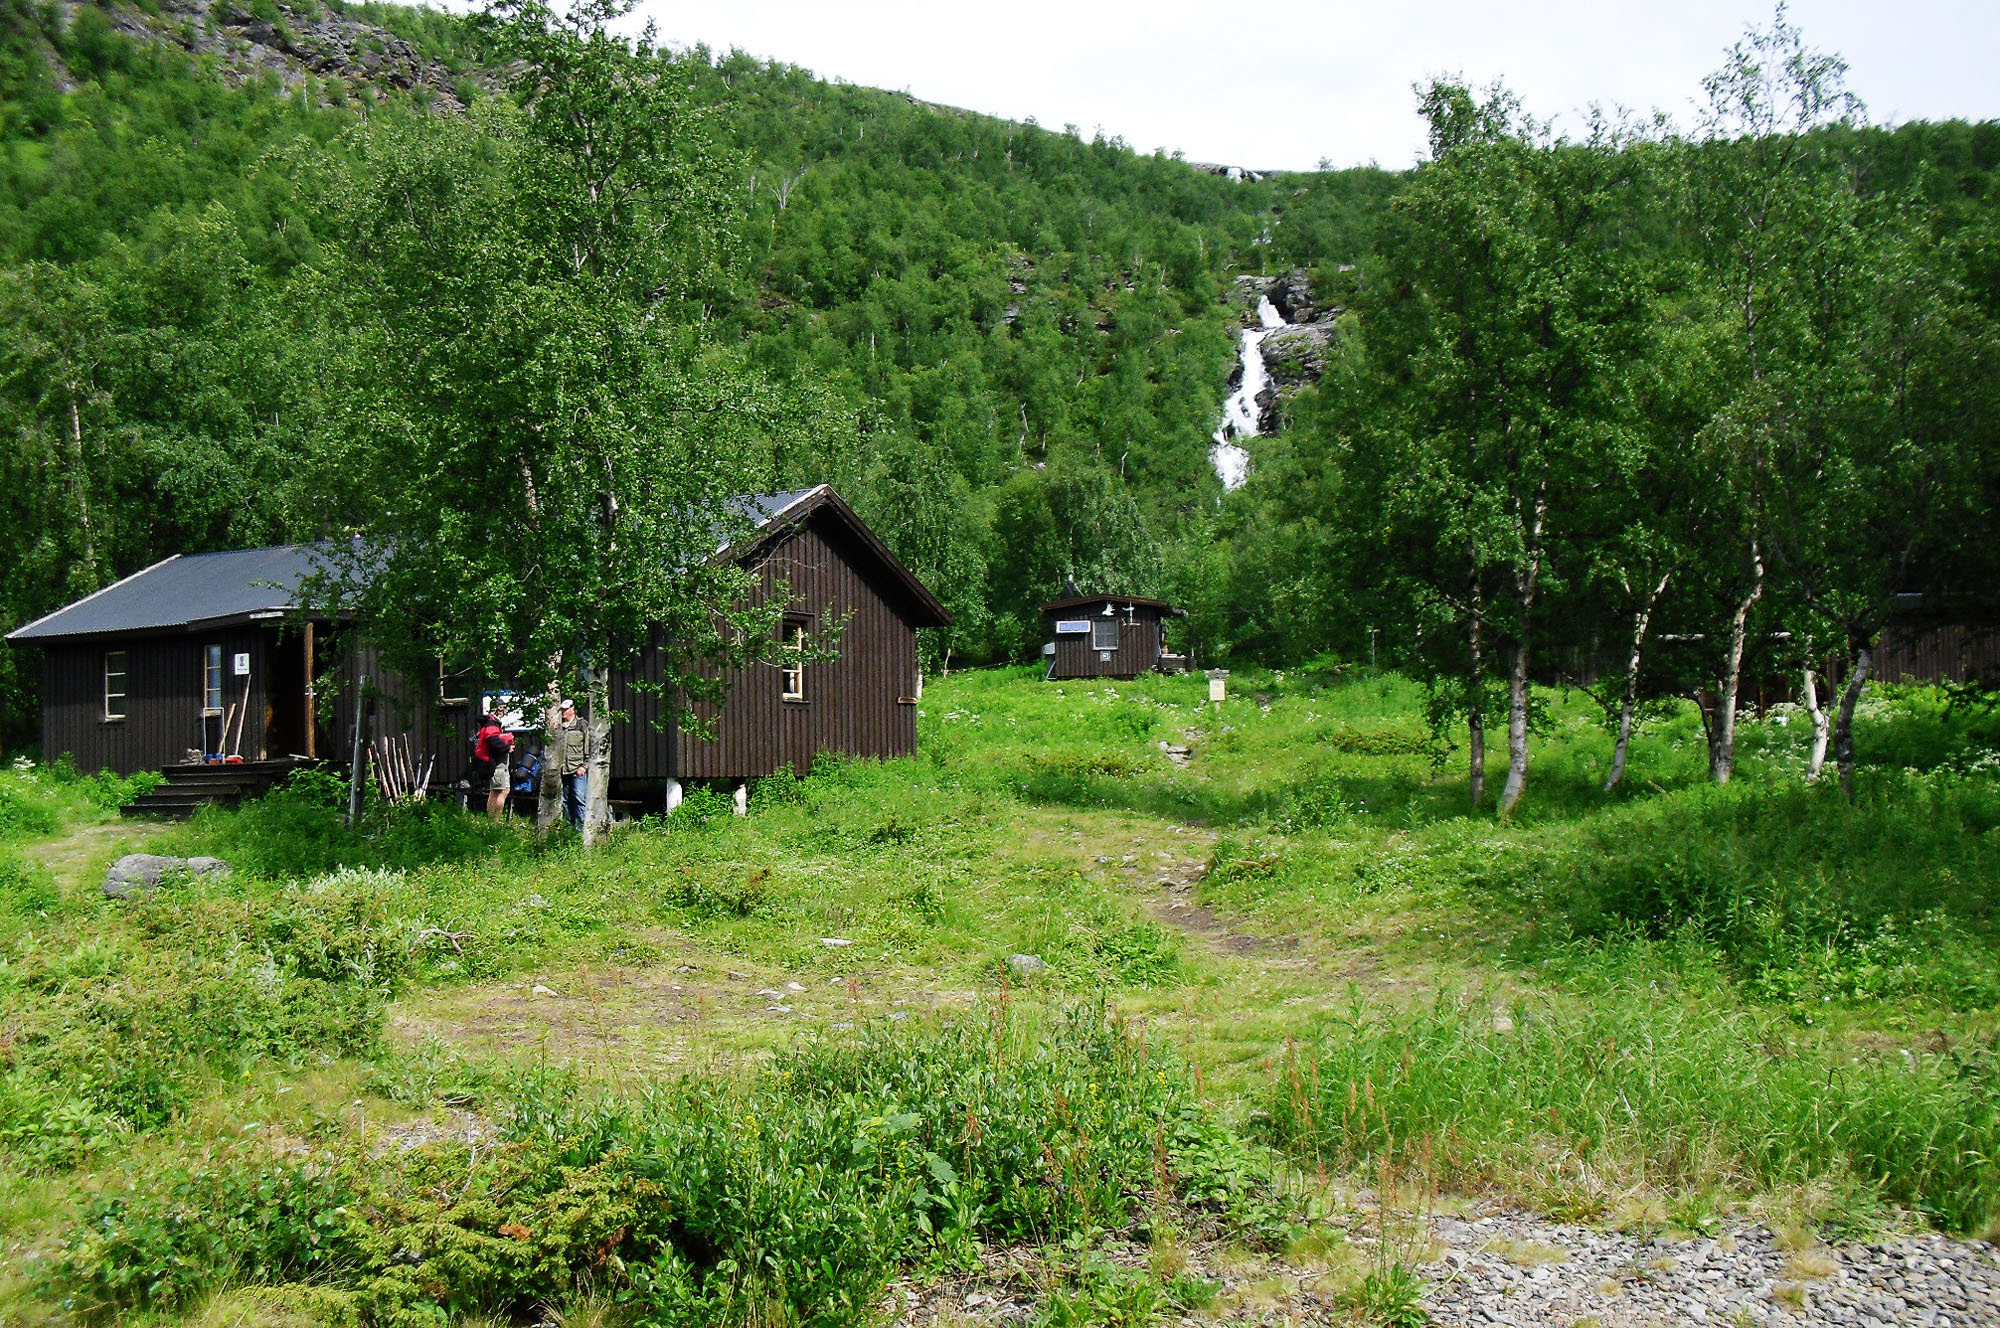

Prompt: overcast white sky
xmin=620 ymin=0 xmax=1999 ymax=171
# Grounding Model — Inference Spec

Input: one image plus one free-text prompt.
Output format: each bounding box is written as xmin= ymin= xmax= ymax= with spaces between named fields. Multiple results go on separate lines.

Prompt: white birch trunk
xmin=537 ymin=679 xmax=564 ymax=835
xmin=582 ymin=664 xmax=613 ymax=846
xmin=67 ymin=389 xmax=99 ymax=586
xmin=1833 ymin=641 xmax=1872 ymax=802
xmin=1498 ymin=494 xmax=1546 ymax=817
xmin=1709 ymin=542 xmax=1765 ymax=784
xmin=1605 ymin=572 xmax=1669 ymax=793
xmin=1467 ymin=593 xmax=1486 ymax=811
xmin=1499 ymin=634 xmax=1532 ymax=816
xmin=1801 ymin=666 xmax=1831 ymax=783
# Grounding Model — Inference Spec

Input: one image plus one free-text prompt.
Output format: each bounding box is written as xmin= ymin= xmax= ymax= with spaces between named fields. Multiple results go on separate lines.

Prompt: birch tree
xmin=1678 ymin=6 xmax=1862 ymax=782
xmin=301 ymin=0 xmax=801 ymax=844
xmin=1362 ymin=82 xmax=1644 ymax=815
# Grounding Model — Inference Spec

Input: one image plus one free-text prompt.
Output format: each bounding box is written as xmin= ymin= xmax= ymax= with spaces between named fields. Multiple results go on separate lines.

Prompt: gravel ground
xmin=1419 ymin=1207 xmax=2000 ymax=1326
xmin=885 ymin=1204 xmax=2000 ymax=1326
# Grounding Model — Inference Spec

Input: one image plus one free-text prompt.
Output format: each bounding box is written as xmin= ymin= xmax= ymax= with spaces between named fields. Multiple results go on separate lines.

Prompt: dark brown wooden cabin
xmin=8 ymin=486 xmax=950 ymax=794
xmin=1041 ymin=585 xmax=1189 ymax=681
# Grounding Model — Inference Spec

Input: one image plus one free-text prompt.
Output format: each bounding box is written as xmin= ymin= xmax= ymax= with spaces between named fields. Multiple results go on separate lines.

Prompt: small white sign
xmin=1055 ymin=620 xmax=1090 ymax=634
xmin=232 ymin=652 xmax=250 ymax=676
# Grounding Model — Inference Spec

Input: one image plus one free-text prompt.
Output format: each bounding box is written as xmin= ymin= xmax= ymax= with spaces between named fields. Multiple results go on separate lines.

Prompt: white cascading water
xmin=1211 ymin=295 xmax=1287 ymax=489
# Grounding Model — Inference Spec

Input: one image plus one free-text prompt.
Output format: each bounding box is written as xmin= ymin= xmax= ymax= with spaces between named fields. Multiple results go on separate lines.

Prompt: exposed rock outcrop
xmin=1219 ymin=269 xmax=1345 ymax=435
xmin=1259 ymin=322 xmax=1332 ymax=391
xmin=83 ymin=0 xmax=469 ymax=111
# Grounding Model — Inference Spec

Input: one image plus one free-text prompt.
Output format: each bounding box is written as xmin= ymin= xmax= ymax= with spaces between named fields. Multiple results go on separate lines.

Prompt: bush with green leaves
xmin=41 ymin=1006 xmax=1293 ymax=1324
xmin=0 ymin=868 xmax=413 ymax=1171
xmin=157 ymin=766 xmax=513 ymax=877
xmin=1501 ymin=770 xmax=2000 ymax=1007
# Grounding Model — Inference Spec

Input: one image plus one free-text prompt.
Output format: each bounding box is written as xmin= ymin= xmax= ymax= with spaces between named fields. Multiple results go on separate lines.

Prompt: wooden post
xmin=346 ymin=675 xmax=368 ymax=827
xmin=303 ymin=622 xmax=316 ymax=759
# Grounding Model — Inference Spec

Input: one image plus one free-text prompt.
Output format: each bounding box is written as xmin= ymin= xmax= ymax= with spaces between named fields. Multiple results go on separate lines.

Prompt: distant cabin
xmin=7 ymin=486 xmax=950 ymax=800
xmin=1042 ymin=584 xmax=1189 ymax=680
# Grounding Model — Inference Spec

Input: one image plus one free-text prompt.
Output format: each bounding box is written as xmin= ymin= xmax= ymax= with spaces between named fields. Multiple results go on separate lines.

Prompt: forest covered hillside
xmin=2 ymin=0 xmax=1998 ymax=775
xmin=0 ymin=0 xmax=1398 ymax=740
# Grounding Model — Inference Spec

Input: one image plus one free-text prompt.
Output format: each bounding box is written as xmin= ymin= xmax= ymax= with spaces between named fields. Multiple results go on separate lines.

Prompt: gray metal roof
xmin=8 ymin=489 xmax=838 ymax=643
xmin=719 ymin=486 xmax=823 ymax=553
xmin=7 ymin=544 xmax=333 ymax=641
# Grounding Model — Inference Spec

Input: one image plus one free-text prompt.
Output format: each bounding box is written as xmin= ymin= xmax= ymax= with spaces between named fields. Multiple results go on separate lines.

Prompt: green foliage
xmin=1269 ymin=988 xmax=2000 ymax=1232
xmin=1 ymin=866 xmax=412 ymax=1171
xmin=38 ymin=1006 xmax=1292 ymax=1323
xmin=1341 ymin=1263 xmax=1427 ymax=1328
xmin=42 ymin=1148 xmax=360 ymax=1311
xmin=156 ymin=766 xmax=511 ymax=876
xmin=1506 ymin=771 xmax=2000 ymax=1006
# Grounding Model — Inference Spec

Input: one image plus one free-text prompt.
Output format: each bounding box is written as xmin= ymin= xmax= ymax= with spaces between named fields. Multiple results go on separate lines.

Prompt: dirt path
xmin=21 ymin=818 xmax=166 ymax=892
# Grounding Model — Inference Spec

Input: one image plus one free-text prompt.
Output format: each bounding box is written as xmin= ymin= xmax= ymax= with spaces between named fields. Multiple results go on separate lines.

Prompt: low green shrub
xmin=41 ymin=1006 xmax=1293 ymax=1324
xmin=1 ymin=869 xmax=412 ymax=1169
xmin=163 ymin=767 xmax=512 ymax=877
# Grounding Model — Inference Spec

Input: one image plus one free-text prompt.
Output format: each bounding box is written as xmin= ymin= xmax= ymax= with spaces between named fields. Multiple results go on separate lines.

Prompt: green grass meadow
xmin=0 ymin=667 xmax=1995 ymax=1325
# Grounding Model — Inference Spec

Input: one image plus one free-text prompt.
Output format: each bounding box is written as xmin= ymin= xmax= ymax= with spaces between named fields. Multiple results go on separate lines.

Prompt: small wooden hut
xmin=1041 ymin=581 xmax=1189 ymax=680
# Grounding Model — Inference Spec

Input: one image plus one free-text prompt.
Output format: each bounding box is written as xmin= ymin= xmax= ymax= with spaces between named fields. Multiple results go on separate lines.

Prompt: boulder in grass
xmin=1005 ymin=953 xmax=1047 ymax=977
xmin=103 ymin=853 xmax=232 ymax=899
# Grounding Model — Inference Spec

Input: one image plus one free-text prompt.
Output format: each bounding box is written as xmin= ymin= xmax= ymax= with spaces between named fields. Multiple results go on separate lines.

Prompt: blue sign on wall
xmin=1055 ymin=620 xmax=1090 ymax=634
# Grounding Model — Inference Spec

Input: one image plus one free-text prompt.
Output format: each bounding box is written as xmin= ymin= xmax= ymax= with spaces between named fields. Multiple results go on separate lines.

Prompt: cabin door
xmin=263 ymin=627 xmax=315 ymax=760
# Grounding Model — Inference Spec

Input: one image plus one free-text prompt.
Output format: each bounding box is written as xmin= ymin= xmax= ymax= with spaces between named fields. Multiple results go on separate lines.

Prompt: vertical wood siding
xmin=42 ymin=627 xmax=272 ymax=774
xmin=326 ymin=639 xmax=483 ymax=788
xmin=31 ymin=506 xmax=933 ymax=784
xmin=1869 ymin=625 xmax=2000 ymax=685
xmin=666 ymin=515 xmax=921 ymax=779
xmin=1046 ymin=601 xmax=1165 ymax=680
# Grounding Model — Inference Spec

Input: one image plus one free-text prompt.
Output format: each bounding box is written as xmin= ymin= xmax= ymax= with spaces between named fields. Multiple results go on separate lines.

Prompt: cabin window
xmin=1091 ymin=617 xmax=1121 ymax=650
xmin=438 ymin=660 xmax=469 ymax=706
xmin=780 ymin=620 xmax=807 ymax=700
xmin=202 ymin=644 xmax=223 ymax=713
xmin=103 ymin=651 xmax=126 ymax=721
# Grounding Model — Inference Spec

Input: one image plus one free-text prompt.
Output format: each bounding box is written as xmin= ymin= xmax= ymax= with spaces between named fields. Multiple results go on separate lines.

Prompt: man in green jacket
xmin=552 ymin=699 xmax=588 ymax=828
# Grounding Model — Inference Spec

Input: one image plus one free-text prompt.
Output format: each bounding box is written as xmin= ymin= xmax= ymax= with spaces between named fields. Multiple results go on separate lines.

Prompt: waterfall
xmin=1211 ymin=294 xmax=1287 ymax=490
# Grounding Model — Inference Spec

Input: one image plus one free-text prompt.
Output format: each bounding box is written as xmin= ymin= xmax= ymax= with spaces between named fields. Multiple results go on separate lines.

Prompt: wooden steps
xmin=119 ymin=759 xmax=313 ymax=819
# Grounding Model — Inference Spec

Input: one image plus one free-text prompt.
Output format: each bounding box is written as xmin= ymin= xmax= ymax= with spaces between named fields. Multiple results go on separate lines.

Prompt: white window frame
xmin=103 ymin=650 xmax=127 ymax=721
xmin=1091 ymin=617 xmax=1121 ymax=650
xmin=781 ymin=622 xmax=807 ymax=701
xmin=438 ymin=659 xmax=469 ymax=707
xmin=202 ymin=644 xmax=223 ymax=714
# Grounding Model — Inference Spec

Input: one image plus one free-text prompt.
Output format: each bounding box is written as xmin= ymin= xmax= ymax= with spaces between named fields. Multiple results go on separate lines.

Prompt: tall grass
xmin=1269 ymin=990 xmax=2000 ymax=1231
xmin=1490 ymin=772 xmax=2000 ymax=1006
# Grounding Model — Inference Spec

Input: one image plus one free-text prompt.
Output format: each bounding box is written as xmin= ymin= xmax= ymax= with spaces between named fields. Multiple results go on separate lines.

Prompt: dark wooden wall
xmin=41 ymin=626 xmax=276 ymax=774
xmin=1047 ymin=602 xmax=1166 ymax=680
xmin=1867 ymin=624 xmax=2000 ymax=685
xmin=641 ymin=516 xmax=922 ymax=780
xmin=325 ymin=639 xmax=484 ymax=788
xmin=34 ymin=512 xmax=929 ymax=783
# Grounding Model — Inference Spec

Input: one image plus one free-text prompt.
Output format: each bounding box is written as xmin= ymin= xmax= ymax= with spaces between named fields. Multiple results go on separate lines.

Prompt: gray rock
xmin=104 ymin=853 xmax=231 ymax=899
xmin=1258 ymin=322 xmax=1334 ymax=390
xmin=1005 ymin=953 xmax=1046 ymax=976
xmin=1269 ymin=267 xmax=1321 ymax=323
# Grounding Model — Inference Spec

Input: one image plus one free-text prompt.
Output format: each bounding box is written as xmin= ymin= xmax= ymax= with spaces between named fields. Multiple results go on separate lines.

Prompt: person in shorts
xmin=469 ymin=711 xmax=515 ymax=819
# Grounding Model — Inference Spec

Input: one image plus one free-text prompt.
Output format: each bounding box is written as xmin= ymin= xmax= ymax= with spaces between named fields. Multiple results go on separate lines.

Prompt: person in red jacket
xmin=468 ymin=712 xmax=515 ymax=819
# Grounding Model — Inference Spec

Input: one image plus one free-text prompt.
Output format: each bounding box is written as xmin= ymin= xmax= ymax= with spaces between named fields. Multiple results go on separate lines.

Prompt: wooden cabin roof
xmin=7 ymin=545 xmax=329 ymax=641
xmin=730 ymin=485 xmax=952 ymax=628
xmin=1041 ymin=592 xmax=1183 ymax=617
